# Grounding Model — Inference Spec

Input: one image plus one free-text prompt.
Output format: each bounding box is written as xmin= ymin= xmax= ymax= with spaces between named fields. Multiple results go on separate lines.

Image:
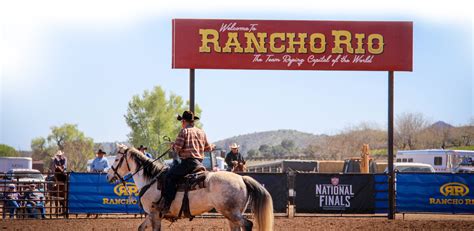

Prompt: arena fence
xmin=0 ymin=172 xmax=69 ymax=219
xmin=68 ymin=173 xmax=142 ymax=214
xmin=2 ymin=172 xmax=473 ymax=219
xmin=396 ymin=173 xmax=474 ymax=214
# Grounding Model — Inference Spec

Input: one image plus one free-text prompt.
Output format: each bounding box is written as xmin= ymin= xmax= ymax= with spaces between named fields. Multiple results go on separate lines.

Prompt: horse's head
xmin=54 ymin=166 xmax=64 ymax=173
xmin=106 ymin=143 xmax=132 ymax=183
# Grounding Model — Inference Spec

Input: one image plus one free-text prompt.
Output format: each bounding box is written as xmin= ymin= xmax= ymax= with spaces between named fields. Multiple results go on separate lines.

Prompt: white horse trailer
xmin=396 ymin=149 xmax=474 ymax=172
xmin=0 ymin=157 xmax=33 ymax=173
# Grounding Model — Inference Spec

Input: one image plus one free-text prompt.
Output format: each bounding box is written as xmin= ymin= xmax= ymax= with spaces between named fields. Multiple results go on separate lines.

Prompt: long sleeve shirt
xmin=225 ymin=152 xmax=245 ymax=170
xmin=172 ymin=125 xmax=211 ymax=160
xmin=24 ymin=190 xmax=45 ymax=204
xmin=51 ymin=157 xmax=67 ymax=171
xmin=90 ymin=157 xmax=110 ymax=172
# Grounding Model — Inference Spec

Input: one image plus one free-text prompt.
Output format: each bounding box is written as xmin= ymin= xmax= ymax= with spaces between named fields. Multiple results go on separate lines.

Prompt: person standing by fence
xmin=50 ymin=150 xmax=67 ymax=172
xmin=90 ymin=149 xmax=110 ymax=173
xmin=138 ymin=145 xmax=153 ymax=159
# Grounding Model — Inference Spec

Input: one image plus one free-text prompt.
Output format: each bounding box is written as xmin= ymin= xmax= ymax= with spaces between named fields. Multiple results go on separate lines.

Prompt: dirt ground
xmin=1 ymin=214 xmax=474 ymax=230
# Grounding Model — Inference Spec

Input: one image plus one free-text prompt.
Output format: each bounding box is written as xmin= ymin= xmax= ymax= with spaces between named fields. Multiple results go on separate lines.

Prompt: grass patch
xmin=371 ymin=149 xmax=387 ymax=156
xmin=449 ymin=146 xmax=474 ymax=151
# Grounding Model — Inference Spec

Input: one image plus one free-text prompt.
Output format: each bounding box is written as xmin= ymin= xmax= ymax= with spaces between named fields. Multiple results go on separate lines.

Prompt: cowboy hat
xmin=229 ymin=143 xmax=240 ymax=149
xmin=56 ymin=150 xmax=64 ymax=156
xmin=97 ymin=149 xmax=106 ymax=155
xmin=177 ymin=110 xmax=199 ymax=122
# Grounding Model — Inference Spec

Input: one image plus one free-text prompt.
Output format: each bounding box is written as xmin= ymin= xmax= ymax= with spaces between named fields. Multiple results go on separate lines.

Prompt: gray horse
xmin=106 ymin=144 xmax=274 ymax=231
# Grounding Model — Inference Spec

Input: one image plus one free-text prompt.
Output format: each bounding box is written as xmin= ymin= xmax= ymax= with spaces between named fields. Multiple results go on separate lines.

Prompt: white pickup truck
xmin=0 ymin=169 xmax=46 ymax=192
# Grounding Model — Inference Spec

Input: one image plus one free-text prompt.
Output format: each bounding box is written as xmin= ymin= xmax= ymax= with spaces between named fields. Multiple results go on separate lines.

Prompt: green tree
xmin=281 ymin=139 xmax=296 ymax=152
xmin=0 ymin=144 xmax=19 ymax=157
xmin=272 ymin=145 xmax=287 ymax=158
xmin=258 ymin=144 xmax=272 ymax=155
xmin=31 ymin=124 xmax=94 ymax=172
xmin=31 ymin=137 xmax=49 ymax=161
xmin=125 ymin=86 xmax=202 ymax=154
xmin=247 ymin=149 xmax=260 ymax=159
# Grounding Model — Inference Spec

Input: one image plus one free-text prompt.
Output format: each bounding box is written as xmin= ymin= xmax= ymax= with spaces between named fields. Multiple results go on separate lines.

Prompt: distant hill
xmin=214 ymin=129 xmax=324 ymax=155
xmin=429 ymin=121 xmax=453 ymax=130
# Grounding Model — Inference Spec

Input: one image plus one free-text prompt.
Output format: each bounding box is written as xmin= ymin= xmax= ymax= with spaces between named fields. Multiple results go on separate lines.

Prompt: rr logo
xmin=114 ymin=182 xmax=139 ymax=196
xmin=440 ymin=182 xmax=469 ymax=196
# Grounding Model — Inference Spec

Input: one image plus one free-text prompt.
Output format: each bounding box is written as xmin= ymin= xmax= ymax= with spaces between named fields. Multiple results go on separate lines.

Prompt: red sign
xmin=172 ymin=19 xmax=412 ymax=71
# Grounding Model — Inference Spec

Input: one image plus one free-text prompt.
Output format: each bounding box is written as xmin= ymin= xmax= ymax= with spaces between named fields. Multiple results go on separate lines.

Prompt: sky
xmin=1 ymin=0 xmax=473 ymax=150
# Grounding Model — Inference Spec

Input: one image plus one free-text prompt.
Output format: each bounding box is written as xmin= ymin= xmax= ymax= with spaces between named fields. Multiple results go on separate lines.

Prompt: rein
xmin=111 ymin=146 xmax=171 ymax=198
xmin=123 ymin=148 xmax=171 ymax=182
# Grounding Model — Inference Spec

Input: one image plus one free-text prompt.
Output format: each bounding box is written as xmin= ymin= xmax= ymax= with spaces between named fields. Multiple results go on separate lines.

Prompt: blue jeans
xmin=163 ymin=158 xmax=202 ymax=204
xmin=26 ymin=203 xmax=46 ymax=219
xmin=3 ymin=200 xmax=19 ymax=218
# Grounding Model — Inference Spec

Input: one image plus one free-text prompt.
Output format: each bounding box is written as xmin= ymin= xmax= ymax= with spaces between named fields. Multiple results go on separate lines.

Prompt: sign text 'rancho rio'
xmin=172 ymin=19 xmax=413 ymax=71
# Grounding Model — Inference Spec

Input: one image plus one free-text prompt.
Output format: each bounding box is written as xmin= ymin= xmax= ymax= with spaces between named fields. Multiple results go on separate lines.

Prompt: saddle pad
xmin=157 ymin=171 xmax=207 ymax=192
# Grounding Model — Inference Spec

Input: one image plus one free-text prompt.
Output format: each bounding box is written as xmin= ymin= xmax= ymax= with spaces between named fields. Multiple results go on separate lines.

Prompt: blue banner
xmin=68 ymin=173 xmax=143 ymax=214
xmin=397 ymin=173 xmax=474 ymax=214
xmin=374 ymin=174 xmax=388 ymax=214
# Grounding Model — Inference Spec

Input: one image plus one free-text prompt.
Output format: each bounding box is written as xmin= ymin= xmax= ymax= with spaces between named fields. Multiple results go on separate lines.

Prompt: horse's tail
xmin=242 ymin=176 xmax=274 ymax=231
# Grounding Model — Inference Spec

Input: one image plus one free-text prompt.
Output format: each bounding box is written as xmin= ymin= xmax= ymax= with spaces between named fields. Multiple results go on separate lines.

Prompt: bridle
xmin=110 ymin=146 xmax=171 ymax=186
xmin=110 ymin=148 xmax=131 ymax=184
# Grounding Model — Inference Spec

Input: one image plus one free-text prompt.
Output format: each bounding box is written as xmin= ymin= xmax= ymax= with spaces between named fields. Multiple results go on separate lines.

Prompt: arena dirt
xmin=1 ymin=214 xmax=474 ymax=230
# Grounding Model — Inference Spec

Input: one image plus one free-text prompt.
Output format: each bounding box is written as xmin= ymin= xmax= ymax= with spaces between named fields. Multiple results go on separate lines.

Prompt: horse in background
xmin=232 ymin=161 xmax=247 ymax=172
xmin=47 ymin=166 xmax=67 ymax=216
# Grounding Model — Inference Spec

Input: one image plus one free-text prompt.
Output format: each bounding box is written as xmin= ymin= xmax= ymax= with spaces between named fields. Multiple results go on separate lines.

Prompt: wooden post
xmin=388 ymin=71 xmax=395 ymax=219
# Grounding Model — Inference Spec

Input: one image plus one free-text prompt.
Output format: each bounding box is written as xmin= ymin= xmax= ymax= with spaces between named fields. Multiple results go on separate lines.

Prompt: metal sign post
xmin=388 ymin=70 xmax=395 ymax=219
xmin=190 ymin=69 xmax=195 ymax=113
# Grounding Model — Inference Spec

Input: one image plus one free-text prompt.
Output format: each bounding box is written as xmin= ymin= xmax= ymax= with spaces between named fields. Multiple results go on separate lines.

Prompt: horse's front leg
xmin=138 ymin=214 xmax=152 ymax=231
xmin=149 ymin=211 xmax=162 ymax=231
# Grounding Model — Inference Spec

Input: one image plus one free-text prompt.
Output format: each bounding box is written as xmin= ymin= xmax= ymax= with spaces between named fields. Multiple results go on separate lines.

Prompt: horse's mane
xmin=128 ymin=148 xmax=164 ymax=181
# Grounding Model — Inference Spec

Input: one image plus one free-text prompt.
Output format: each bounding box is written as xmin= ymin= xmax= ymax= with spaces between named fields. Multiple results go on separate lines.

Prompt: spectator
xmin=50 ymin=150 xmax=67 ymax=172
xmin=2 ymin=184 xmax=20 ymax=219
xmin=90 ymin=149 xmax=110 ymax=173
xmin=24 ymin=184 xmax=46 ymax=219
xmin=138 ymin=145 xmax=153 ymax=159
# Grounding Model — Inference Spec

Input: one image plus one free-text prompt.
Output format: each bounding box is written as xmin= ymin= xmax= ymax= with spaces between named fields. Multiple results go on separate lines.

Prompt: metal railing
xmin=0 ymin=172 xmax=69 ymax=220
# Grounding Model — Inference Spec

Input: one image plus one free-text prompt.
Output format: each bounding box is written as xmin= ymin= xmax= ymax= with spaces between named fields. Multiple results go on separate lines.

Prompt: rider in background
xmin=90 ymin=149 xmax=110 ymax=173
xmin=50 ymin=150 xmax=67 ymax=172
xmin=156 ymin=110 xmax=214 ymax=216
xmin=225 ymin=143 xmax=245 ymax=171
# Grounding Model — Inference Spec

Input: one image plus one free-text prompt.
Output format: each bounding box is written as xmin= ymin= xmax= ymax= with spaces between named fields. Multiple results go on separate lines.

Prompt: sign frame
xmin=172 ymin=18 xmax=414 ymax=219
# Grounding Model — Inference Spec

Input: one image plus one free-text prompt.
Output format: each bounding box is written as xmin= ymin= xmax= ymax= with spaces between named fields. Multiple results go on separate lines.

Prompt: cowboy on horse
xmin=156 ymin=110 xmax=214 ymax=216
xmin=225 ymin=143 xmax=246 ymax=172
xmin=107 ymin=110 xmax=274 ymax=230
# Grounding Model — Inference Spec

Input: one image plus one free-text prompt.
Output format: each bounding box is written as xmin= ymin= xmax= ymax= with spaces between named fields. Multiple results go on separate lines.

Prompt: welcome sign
xmin=172 ymin=19 xmax=412 ymax=71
